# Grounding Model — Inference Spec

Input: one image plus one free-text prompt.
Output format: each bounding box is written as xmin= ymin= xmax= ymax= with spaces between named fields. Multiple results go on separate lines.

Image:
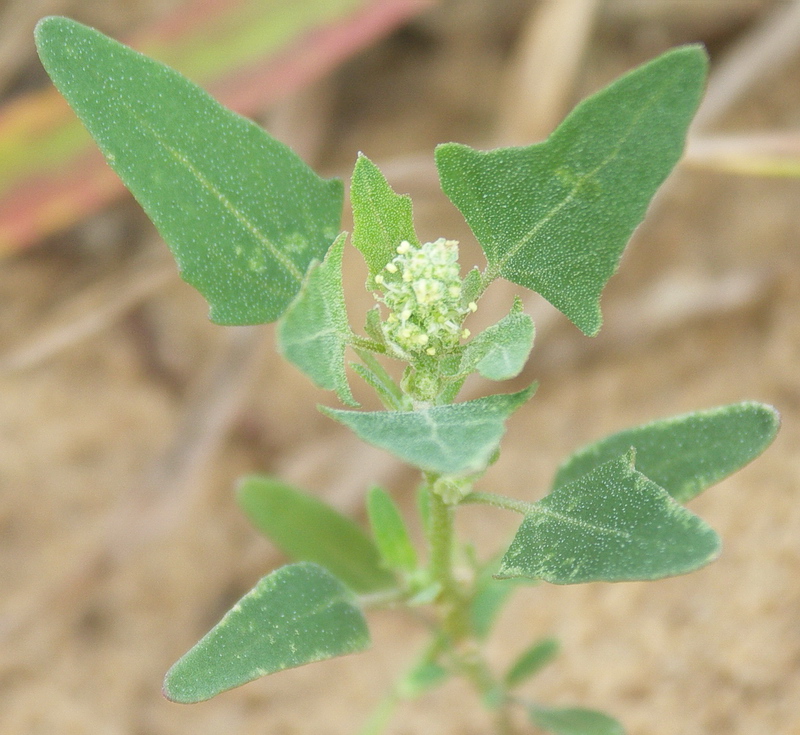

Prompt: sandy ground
xmin=1 ymin=1 xmax=799 ymax=733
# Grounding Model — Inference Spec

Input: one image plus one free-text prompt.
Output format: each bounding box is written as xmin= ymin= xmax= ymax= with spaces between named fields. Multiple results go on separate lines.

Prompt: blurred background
xmin=1 ymin=0 xmax=799 ymax=733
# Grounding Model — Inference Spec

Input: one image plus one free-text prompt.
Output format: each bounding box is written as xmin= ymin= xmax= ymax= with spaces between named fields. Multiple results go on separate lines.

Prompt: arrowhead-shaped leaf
xmin=498 ymin=452 xmax=720 ymax=584
xmin=458 ymin=298 xmax=534 ymax=380
xmin=35 ymin=16 xmax=343 ymax=325
xmin=237 ymin=476 xmax=395 ymax=594
xmin=277 ymin=233 xmax=357 ymax=406
xmin=351 ymin=152 xmax=419 ymax=278
xmin=527 ymin=705 xmax=624 ymax=735
xmin=553 ymin=402 xmax=780 ymax=502
xmin=321 ymin=384 xmax=536 ymax=476
xmin=436 ymin=46 xmax=708 ymax=335
xmin=163 ymin=563 xmax=369 ymax=703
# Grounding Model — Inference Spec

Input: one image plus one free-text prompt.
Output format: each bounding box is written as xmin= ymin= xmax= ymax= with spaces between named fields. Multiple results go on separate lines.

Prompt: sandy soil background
xmin=1 ymin=1 xmax=799 ymax=733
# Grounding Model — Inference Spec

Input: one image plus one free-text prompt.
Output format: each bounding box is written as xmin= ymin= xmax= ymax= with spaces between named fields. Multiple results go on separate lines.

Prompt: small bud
xmin=461 ymin=328 xmax=470 ymax=339
xmin=426 ymin=347 xmax=436 ymax=355
xmin=468 ymin=301 xmax=478 ymax=312
xmin=385 ymin=262 xmax=398 ymax=273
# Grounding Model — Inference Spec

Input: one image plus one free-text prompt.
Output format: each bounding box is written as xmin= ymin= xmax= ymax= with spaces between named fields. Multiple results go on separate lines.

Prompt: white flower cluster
xmin=374 ymin=238 xmax=476 ymax=356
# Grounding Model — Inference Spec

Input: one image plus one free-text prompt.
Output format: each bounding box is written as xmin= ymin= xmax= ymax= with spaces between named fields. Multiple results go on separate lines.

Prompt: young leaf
xmin=470 ymin=568 xmax=532 ymax=640
xmin=35 ymin=17 xmax=343 ymax=325
xmin=436 ymin=46 xmax=708 ymax=336
xmin=458 ymin=297 xmax=535 ymax=380
xmin=367 ymin=486 xmax=418 ymax=573
xmin=527 ymin=705 xmax=624 ymax=735
xmin=505 ymin=638 xmax=560 ymax=688
xmin=553 ymin=401 xmax=780 ymax=502
xmin=497 ymin=452 xmax=720 ymax=584
xmin=237 ymin=476 xmax=395 ymax=594
xmin=163 ymin=563 xmax=369 ymax=703
xmin=351 ymin=152 xmax=420 ymax=278
xmin=321 ymin=384 xmax=537 ymax=476
xmin=277 ymin=233 xmax=357 ymax=406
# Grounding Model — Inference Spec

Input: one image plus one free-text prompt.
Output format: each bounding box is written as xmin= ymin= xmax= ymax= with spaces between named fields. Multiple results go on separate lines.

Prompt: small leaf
xmin=321 ymin=384 xmax=537 ymax=476
xmin=461 ymin=267 xmax=483 ymax=306
xmin=470 ymin=572 xmax=531 ymax=640
xmin=35 ymin=17 xmax=342 ymax=325
xmin=351 ymin=152 xmax=419 ymax=278
xmin=505 ymin=638 xmax=560 ymax=688
xmin=528 ymin=705 xmax=624 ymax=735
xmin=367 ymin=486 xmax=418 ymax=573
xmin=163 ymin=563 xmax=369 ymax=703
xmin=498 ymin=452 xmax=720 ymax=584
xmin=397 ymin=661 xmax=450 ymax=699
xmin=459 ymin=297 xmax=534 ymax=380
xmin=277 ymin=233 xmax=357 ymax=406
xmin=353 ymin=348 xmax=408 ymax=411
xmin=436 ymin=46 xmax=708 ymax=335
xmin=237 ymin=476 xmax=395 ymax=594
xmin=553 ymin=401 xmax=780 ymax=502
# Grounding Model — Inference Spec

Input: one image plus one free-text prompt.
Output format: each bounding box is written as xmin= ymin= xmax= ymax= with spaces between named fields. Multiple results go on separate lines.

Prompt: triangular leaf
xmin=351 ymin=152 xmax=419 ymax=278
xmin=163 ymin=563 xmax=369 ymax=703
xmin=35 ymin=17 xmax=343 ymax=325
xmin=321 ymin=384 xmax=537 ymax=476
xmin=528 ymin=705 xmax=624 ymax=735
xmin=498 ymin=452 xmax=720 ymax=584
xmin=367 ymin=486 xmax=418 ymax=573
xmin=458 ymin=297 xmax=534 ymax=380
xmin=436 ymin=46 xmax=708 ymax=335
xmin=277 ymin=233 xmax=357 ymax=406
xmin=553 ymin=402 xmax=780 ymax=502
xmin=237 ymin=476 xmax=395 ymax=594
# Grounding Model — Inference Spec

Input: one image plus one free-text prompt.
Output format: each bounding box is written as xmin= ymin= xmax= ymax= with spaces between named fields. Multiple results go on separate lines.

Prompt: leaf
xmin=321 ymin=384 xmax=537 ymax=476
xmin=163 ymin=562 xmax=369 ymax=703
xmin=458 ymin=297 xmax=534 ymax=380
xmin=469 ymin=572 xmax=531 ymax=640
xmin=397 ymin=658 xmax=451 ymax=699
xmin=497 ymin=452 xmax=720 ymax=584
xmin=505 ymin=638 xmax=560 ymax=688
xmin=277 ymin=233 xmax=356 ymax=406
xmin=553 ymin=402 xmax=780 ymax=502
xmin=351 ymin=152 xmax=420 ymax=279
xmin=528 ymin=705 xmax=625 ymax=735
xmin=237 ymin=476 xmax=395 ymax=594
xmin=35 ymin=16 xmax=343 ymax=325
xmin=367 ymin=486 xmax=418 ymax=573
xmin=436 ymin=46 xmax=708 ymax=336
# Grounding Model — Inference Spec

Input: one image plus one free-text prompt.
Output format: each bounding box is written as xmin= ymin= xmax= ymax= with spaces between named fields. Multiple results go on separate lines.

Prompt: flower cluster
xmin=374 ymin=238 xmax=476 ymax=356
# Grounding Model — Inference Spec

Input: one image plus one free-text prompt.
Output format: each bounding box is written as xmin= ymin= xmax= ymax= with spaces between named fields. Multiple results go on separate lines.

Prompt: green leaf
xmin=35 ymin=16 xmax=342 ymax=325
xmin=459 ymin=297 xmax=534 ymax=380
xmin=351 ymin=152 xmax=419 ymax=278
xmin=352 ymin=348 xmax=408 ymax=411
xmin=163 ymin=562 xmax=369 ymax=703
xmin=367 ymin=486 xmax=418 ymax=573
xmin=237 ymin=476 xmax=395 ymax=594
xmin=321 ymin=384 xmax=537 ymax=476
xmin=505 ymin=638 xmax=560 ymax=688
xmin=528 ymin=705 xmax=624 ymax=735
xmin=553 ymin=401 xmax=780 ymax=502
xmin=277 ymin=233 xmax=356 ymax=406
xmin=467 ymin=551 xmax=535 ymax=639
xmin=436 ymin=46 xmax=708 ymax=336
xmin=397 ymin=660 xmax=450 ymax=699
xmin=497 ymin=452 xmax=720 ymax=584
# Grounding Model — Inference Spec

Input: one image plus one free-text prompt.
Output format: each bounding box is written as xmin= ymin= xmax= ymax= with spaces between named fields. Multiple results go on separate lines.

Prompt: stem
xmin=427 ymin=485 xmax=458 ymax=597
xmin=462 ymin=491 xmax=534 ymax=515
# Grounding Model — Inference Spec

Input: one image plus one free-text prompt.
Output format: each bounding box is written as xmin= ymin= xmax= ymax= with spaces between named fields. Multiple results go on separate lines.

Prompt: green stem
xmin=462 ymin=491 xmax=534 ymax=515
xmin=427 ymin=484 xmax=458 ymax=598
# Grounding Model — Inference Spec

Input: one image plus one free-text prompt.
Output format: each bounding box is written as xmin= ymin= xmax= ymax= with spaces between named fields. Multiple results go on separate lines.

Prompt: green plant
xmin=35 ymin=16 xmax=780 ymax=735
